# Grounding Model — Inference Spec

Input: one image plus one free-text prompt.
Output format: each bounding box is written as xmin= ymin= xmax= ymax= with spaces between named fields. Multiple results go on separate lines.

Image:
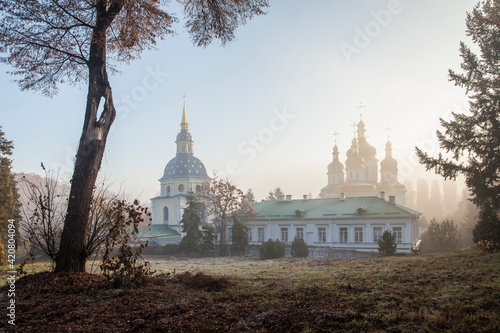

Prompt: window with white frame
xmin=373 ymin=227 xmax=383 ymax=242
xmin=296 ymin=227 xmax=304 ymax=240
xmin=354 ymin=227 xmax=363 ymax=243
xmin=392 ymin=227 xmax=402 ymax=243
xmin=339 ymin=227 xmax=348 ymax=243
xmin=281 ymin=228 xmax=289 ymax=242
xmin=258 ymin=227 xmax=265 ymax=242
xmin=318 ymin=227 xmax=326 ymax=242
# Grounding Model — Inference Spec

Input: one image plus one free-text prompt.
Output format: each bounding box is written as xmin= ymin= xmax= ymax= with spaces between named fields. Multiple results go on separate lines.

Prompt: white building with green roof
xmin=247 ymin=194 xmax=421 ymax=254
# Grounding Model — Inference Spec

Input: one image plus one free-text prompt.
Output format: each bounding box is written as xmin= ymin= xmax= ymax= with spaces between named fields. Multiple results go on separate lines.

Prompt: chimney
xmin=380 ymin=191 xmax=385 ymax=200
xmin=340 ymin=192 xmax=345 ymax=200
xmin=389 ymin=196 xmax=396 ymax=204
xmin=286 ymin=194 xmax=292 ymax=201
xmin=277 ymin=195 xmax=285 ymax=202
xmin=303 ymin=194 xmax=308 ymax=200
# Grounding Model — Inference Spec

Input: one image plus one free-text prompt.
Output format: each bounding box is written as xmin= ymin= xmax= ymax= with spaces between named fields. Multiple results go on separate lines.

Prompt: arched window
xmin=166 ymin=186 xmax=171 ymax=197
xmin=195 ymin=185 xmax=201 ymax=193
xmin=163 ymin=207 xmax=169 ymax=224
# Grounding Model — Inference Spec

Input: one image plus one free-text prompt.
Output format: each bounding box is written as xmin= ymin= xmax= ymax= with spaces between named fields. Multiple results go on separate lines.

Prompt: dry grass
xmin=1 ymin=250 xmax=499 ymax=332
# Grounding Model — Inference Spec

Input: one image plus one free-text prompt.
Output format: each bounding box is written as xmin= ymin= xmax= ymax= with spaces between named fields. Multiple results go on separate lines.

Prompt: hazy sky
xmin=1 ymin=0 xmax=476 ymax=203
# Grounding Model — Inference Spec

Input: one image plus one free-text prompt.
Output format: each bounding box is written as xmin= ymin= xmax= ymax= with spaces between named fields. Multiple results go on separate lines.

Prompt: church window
xmin=354 ymin=227 xmax=363 ymax=242
xmin=296 ymin=227 xmax=304 ymax=240
xmin=281 ymin=228 xmax=289 ymax=242
xmin=318 ymin=227 xmax=326 ymax=242
xmin=373 ymin=227 xmax=383 ymax=242
xmin=339 ymin=227 xmax=348 ymax=243
xmin=392 ymin=227 xmax=402 ymax=243
xmin=196 ymin=185 xmax=201 ymax=193
xmin=258 ymin=228 xmax=265 ymax=242
xmin=166 ymin=186 xmax=171 ymax=197
xmin=178 ymin=184 xmax=185 ymax=192
xmin=163 ymin=207 xmax=169 ymax=224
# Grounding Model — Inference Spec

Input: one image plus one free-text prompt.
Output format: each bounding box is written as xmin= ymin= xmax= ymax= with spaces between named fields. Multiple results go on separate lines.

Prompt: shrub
xmin=100 ymin=199 xmax=154 ymax=288
xmin=154 ymin=246 xmax=164 ymax=255
xmin=259 ymin=239 xmax=285 ymax=260
xmin=291 ymin=236 xmax=309 ymax=258
xmin=427 ymin=219 xmax=459 ymax=252
xmin=163 ymin=243 xmax=180 ymax=255
xmin=378 ymin=230 xmax=397 ymax=255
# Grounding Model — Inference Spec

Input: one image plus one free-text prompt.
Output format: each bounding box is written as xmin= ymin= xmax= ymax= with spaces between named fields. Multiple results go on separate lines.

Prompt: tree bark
xmin=55 ymin=3 xmax=118 ymax=273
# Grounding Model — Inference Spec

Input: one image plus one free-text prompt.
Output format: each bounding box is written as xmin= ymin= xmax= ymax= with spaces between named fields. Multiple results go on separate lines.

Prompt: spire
xmin=176 ymin=98 xmax=194 ymax=155
xmin=180 ymin=97 xmax=189 ymax=131
xmin=385 ymin=140 xmax=393 ymax=158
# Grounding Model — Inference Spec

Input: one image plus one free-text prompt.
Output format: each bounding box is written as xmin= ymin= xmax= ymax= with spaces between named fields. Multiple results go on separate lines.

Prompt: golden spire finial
xmin=181 ymin=96 xmax=189 ymax=130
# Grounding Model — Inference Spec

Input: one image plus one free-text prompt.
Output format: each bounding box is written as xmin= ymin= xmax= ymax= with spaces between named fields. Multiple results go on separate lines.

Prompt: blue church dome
xmin=161 ymin=153 xmax=208 ymax=179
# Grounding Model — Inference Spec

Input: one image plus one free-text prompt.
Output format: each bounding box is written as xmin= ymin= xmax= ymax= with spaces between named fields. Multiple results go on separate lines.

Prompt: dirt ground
xmin=1 ymin=252 xmax=499 ymax=332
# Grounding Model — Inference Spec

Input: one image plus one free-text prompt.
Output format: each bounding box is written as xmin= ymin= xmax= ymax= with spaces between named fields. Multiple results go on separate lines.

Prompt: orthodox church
xmin=319 ymin=119 xmax=406 ymax=205
xmin=150 ymin=101 xmax=211 ymax=234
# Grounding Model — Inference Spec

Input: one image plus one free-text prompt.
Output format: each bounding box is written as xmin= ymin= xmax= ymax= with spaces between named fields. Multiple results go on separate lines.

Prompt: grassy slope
xmin=1 ymin=250 xmax=499 ymax=332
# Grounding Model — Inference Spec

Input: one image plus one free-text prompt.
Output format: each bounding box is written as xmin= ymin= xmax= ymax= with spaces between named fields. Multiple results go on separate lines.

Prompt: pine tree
xmin=0 ymin=127 xmax=21 ymax=256
xmin=201 ymin=224 xmax=216 ymax=256
xmin=291 ymin=236 xmax=309 ymax=258
xmin=415 ymin=1 xmax=500 ymax=251
xmin=230 ymin=214 xmax=249 ymax=255
xmin=179 ymin=195 xmax=203 ymax=256
xmin=378 ymin=230 xmax=397 ymax=255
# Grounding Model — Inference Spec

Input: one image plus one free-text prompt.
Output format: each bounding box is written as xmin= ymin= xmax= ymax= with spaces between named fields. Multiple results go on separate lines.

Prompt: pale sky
xmin=1 ymin=0 xmax=476 ymax=203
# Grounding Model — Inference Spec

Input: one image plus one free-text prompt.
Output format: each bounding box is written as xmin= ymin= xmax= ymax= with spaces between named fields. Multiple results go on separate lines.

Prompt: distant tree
xmin=378 ymin=230 xmax=397 ymax=255
xmin=246 ymin=189 xmax=256 ymax=204
xmin=179 ymin=194 xmax=203 ymax=256
xmin=259 ymin=239 xmax=285 ymax=260
xmin=428 ymin=180 xmax=443 ymax=220
xmin=0 ymin=127 xmax=21 ymax=252
xmin=0 ymin=0 xmax=268 ymax=273
xmin=201 ymin=175 xmax=252 ymax=256
xmin=230 ymin=214 xmax=249 ymax=255
xmin=426 ymin=219 xmax=459 ymax=252
xmin=266 ymin=187 xmax=285 ymax=200
xmin=200 ymin=224 xmax=216 ymax=256
xmin=415 ymin=1 xmax=500 ymax=252
xmin=416 ymin=179 xmax=430 ymax=217
xmin=291 ymin=236 xmax=309 ymax=258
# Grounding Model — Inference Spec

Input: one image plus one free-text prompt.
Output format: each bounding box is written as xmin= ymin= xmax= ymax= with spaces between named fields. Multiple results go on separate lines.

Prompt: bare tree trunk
xmin=55 ymin=12 xmax=116 ymax=273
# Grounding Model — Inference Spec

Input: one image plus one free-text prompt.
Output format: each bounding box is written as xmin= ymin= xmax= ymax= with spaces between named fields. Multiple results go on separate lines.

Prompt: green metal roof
xmin=251 ymin=196 xmax=421 ymax=220
xmin=137 ymin=225 xmax=180 ymax=238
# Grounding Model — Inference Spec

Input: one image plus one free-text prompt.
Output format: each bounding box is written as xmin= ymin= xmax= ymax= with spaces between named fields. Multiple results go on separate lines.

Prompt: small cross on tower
xmin=385 ymin=126 xmax=392 ymax=140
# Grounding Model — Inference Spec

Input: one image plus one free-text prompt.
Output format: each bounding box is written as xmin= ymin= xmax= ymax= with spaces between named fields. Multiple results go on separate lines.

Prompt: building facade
xmin=247 ymin=195 xmax=420 ymax=253
xmin=150 ymin=101 xmax=210 ymax=234
xmin=320 ymin=120 xmax=407 ymax=205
